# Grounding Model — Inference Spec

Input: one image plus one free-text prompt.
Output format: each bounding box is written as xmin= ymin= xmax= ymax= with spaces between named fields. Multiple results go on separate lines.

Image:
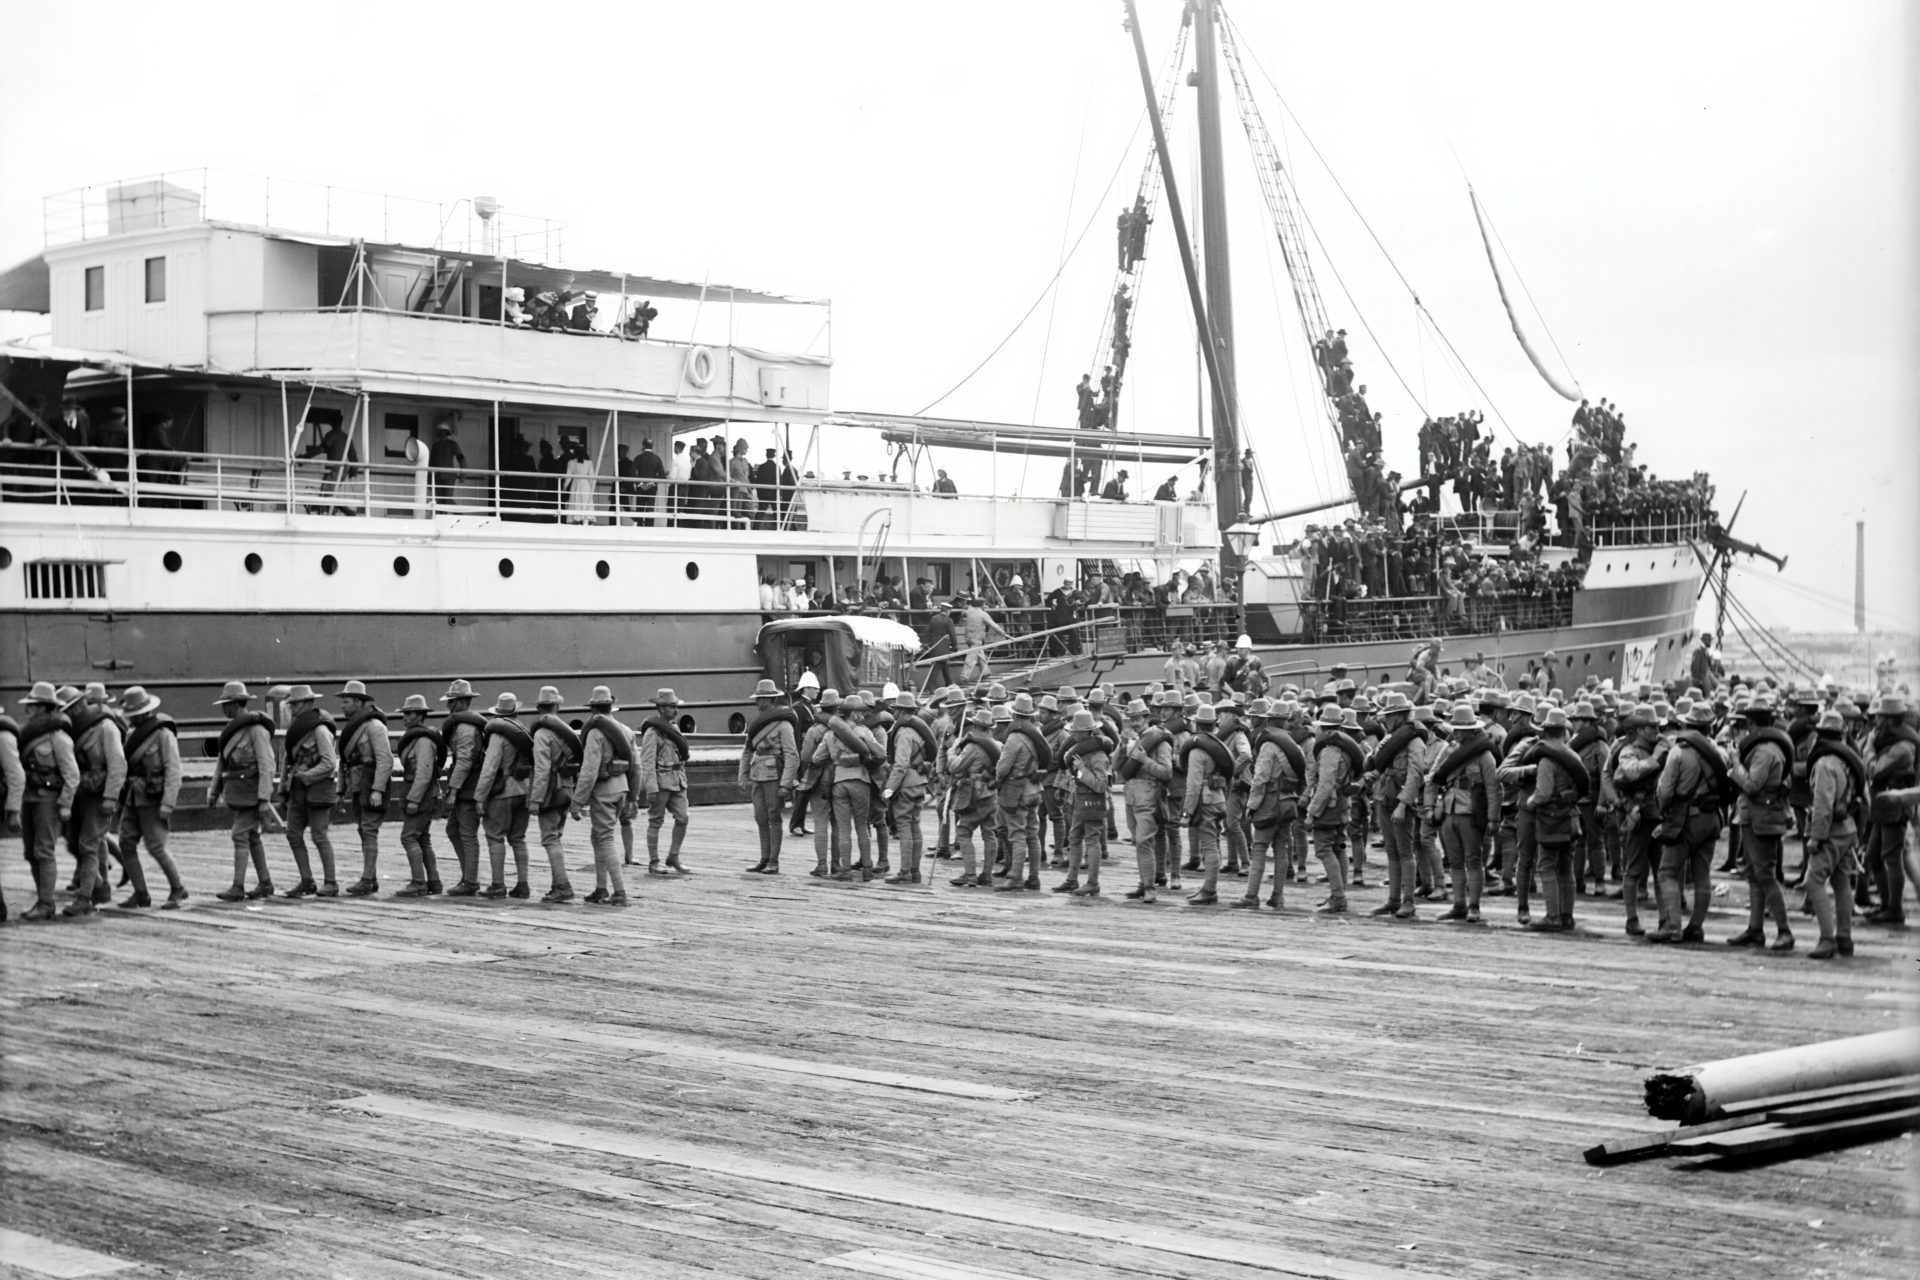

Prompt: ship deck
xmin=1 ymin=808 xmax=1913 ymax=1279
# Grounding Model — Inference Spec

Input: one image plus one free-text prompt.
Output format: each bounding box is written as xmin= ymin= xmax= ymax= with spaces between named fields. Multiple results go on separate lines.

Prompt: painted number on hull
xmin=1624 ymin=639 xmax=1659 ymax=688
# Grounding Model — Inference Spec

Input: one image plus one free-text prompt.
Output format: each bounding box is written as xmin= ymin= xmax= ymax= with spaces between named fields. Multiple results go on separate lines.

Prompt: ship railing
xmin=0 ymin=444 xmax=1186 ymax=535
xmin=759 ymin=604 xmax=1244 ymax=666
xmin=1587 ymin=515 xmax=1707 ymax=547
xmin=43 ymin=168 xmax=566 ymax=263
xmin=1288 ymin=591 xmax=1574 ymax=644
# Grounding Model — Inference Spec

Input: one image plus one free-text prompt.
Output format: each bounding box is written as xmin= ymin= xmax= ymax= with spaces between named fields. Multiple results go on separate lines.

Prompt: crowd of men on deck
xmin=5 ymin=651 xmax=1916 ymax=963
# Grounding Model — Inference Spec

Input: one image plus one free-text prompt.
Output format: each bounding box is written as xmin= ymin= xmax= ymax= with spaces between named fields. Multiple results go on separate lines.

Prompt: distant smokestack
xmin=1855 ymin=520 xmax=1865 ymax=634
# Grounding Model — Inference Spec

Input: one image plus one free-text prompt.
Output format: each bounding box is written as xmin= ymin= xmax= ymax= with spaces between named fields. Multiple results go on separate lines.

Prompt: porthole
xmin=1583 ymin=653 xmax=1592 ymax=666
xmin=498 ymin=558 xmax=514 ymax=578
xmin=1608 ymin=649 xmax=1618 ymax=662
xmin=677 ymin=714 xmax=696 ymax=734
xmin=727 ymin=712 xmax=746 ymax=734
xmin=393 ymin=555 xmax=411 ymax=577
xmin=595 ymin=559 xmax=610 ymax=580
xmin=1604 ymin=563 xmax=1612 ymax=573
xmin=685 ymin=561 xmax=700 ymax=581
xmin=163 ymin=550 xmax=182 ymax=573
xmin=321 ymin=554 xmax=338 ymax=575
xmin=0 ymin=547 xmax=12 ymax=570
xmin=244 ymin=553 xmax=263 ymax=575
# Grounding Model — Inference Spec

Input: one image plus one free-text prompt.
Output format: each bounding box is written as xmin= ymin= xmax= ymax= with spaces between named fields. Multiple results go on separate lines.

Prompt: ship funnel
xmin=473 ymin=194 xmax=501 ymax=254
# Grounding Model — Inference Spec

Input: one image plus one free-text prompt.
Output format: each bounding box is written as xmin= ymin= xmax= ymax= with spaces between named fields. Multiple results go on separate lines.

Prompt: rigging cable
xmin=915 ymin=112 xmax=1144 ymax=417
xmin=1228 ymin=12 xmax=1523 ymax=444
xmin=1723 ymin=585 xmax=1823 ymax=680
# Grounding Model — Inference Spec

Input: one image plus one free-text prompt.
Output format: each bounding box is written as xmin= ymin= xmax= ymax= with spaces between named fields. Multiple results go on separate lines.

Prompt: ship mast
xmin=1123 ymin=0 xmax=1241 ymax=543
xmin=1192 ymin=0 xmax=1241 ymax=532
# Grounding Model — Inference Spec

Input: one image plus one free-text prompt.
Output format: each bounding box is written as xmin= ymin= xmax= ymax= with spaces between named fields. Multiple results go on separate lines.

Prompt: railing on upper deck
xmin=43 ymin=168 xmax=565 ymax=264
xmin=1586 ymin=515 xmax=1708 ymax=547
xmin=0 ymin=443 xmax=1208 ymax=543
xmin=1287 ymin=592 xmax=1575 ymax=645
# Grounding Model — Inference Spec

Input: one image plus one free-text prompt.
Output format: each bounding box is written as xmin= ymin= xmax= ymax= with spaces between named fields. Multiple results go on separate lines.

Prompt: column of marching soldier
xmin=1 ymin=669 xmax=1914 ymax=960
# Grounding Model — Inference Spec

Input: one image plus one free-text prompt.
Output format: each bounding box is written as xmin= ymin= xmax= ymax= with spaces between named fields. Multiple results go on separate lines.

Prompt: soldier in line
xmin=995 ymin=694 xmax=1045 ymax=892
xmin=1864 ymin=694 xmax=1916 ymax=925
xmin=946 ymin=706 xmax=1001 ymax=889
xmin=638 ymin=689 xmax=692 ymax=875
xmin=1239 ymin=698 xmax=1294 ymax=910
xmin=1804 ymin=709 xmax=1860 ymax=959
xmin=1368 ymin=691 xmax=1425 ymax=920
xmin=66 ymin=684 xmax=127 ymax=915
xmin=1607 ymin=706 xmax=1666 ymax=936
xmin=1570 ymin=701 xmax=1614 ymax=895
xmin=815 ymin=688 xmax=882 ymax=881
xmin=394 ymin=694 xmax=446 ymax=897
xmin=786 ymin=671 xmax=822 ymax=842
xmin=1525 ymin=706 xmax=1585 ymax=933
xmin=1725 ymin=691 xmax=1794 ymax=950
xmin=1646 ymin=705 xmax=1723 ymax=944
xmin=528 ymin=686 xmax=579 ymax=903
xmin=1431 ymin=702 xmax=1498 ymax=923
xmin=882 ymin=690 xmax=931 ymax=885
xmin=474 ymin=691 xmax=534 ymax=898
xmin=799 ymin=690 xmax=838 ymax=876
xmin=1181 ymin=704 xmax=1230 ymax=906
xmin=439 ymin=679 xmax=487 ymax=896
xmin=740 ymin=679 xmax=799 ymax=875
xmin=1120 ymin=694 xmax=1170 ymax=904
xmin=1306 ymin=703 xmax=1357 ymax=914
xmin=1215 ymin=698 xmax=1253 ymax=880
xmin=114 ymin=686 xmax=188 ymax=909
xmin=575 ymin=686 xmax=634 ymax=905
xmin=0 ymin=709 xmax=21 ymax=923
xmin=210 ymin=681 xmax=277 ymax=903
xmin=337 ymin=680 xmax=393 ymax=897
xmin=278 ymin=685 xmax=341 ymax=898
xmin=1157 ymin=693 xmax=1191 ymax=892
xmin=1056 ymin=708 xmax=1109 ymax=896
xmin=14 ymin=682 xmax=79 ymax=921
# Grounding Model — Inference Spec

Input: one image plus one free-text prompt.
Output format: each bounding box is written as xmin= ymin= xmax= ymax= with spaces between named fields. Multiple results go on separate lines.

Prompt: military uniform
xmin=739 ymin=681 xmax=799 ymax=874
xmin=0 ymin=714 xmax=24 ymax=921
xmin=1649 ymin=712 xmax=1723 ymax=942
xmin=994 ymin=697 xmax=1045 ymax=890
xmin=812 ymin=697 xmax=881 ymax=879
xmin=1864 ymin=699 xmax=1916 ymax=925
xmin=946 ymin=709 xmax=1000 ymax=887
xmin=1057 ymin=710 xmax=1109 ymax=895
xmin=1305 ymin=707 xmax=1355 ymax=912
xmin=1526 ymin=713 xmax=1584 ymax=931
xmin=116 ymin=688 xmax=187 ymax=908
xmin=279 ymin=688 xmax=341 ymax=895
xmin=1804 ymin=717 xmax=1860 ymax=958
xmin=1726 ymin=704 xmax=1793 ymax=948
xmin=637 ymin=690 xmax=692 ymax=873
xmin=1369 ymin=695 xmax=1426 ymax=918
xmin=1122 ymin=700 xmax=1172 ymax=902
xmin=439 ymin=679 xmax=487 ymax=895
xmin=66 ymin=689 xmax=127 ymax=914
xmin=15 ymin=684 xmax=79 ymax=919
xmin=798 ymin=697 xmax=837 ymax=875
xmin=394 ymin=695 xmax=446 ymax=897
xmin=1180 ymin=705 xmax=1231 ymax=904
xmin=882 ymin=692 xmax=931 ymax=884
xmin=528 ymin=690 xmax=578 ymax=902
xmin=575 ymin=690 xmax=635 ymax=904
xmin=210 ymin=682 xmax=277 ymax=902
xmin=474 ymin=694 xmax=534 ymax=897
xmin=336 ymin=682 xmax=393 ymax=895
xmin=1432 ymin=705 xmax=1498 ymax=921
xmin=1242 ymin=703 xmax=1303 ymax=909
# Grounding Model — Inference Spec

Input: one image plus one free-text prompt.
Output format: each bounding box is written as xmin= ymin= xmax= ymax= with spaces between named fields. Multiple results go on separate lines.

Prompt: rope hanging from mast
xmin=1470 ymin=187 xmax=1583 ymax=403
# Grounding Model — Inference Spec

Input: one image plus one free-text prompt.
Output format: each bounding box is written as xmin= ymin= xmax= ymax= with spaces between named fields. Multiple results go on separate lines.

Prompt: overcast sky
xmin=2 ymin=0 xmax=1913 ymax=634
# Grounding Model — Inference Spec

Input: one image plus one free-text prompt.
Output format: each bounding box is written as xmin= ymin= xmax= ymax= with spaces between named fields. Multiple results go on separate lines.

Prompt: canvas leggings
xmin=444 ymin=794 xmax=481 ymax=886
xmin=1441 ymin=813 xmax=1484 ymax=910
xmin=285 ymin=784 xmax=339 ymax=886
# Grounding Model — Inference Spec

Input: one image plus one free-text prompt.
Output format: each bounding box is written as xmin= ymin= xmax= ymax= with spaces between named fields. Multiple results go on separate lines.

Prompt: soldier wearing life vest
xmin=473 ymin=691 xmax=534 ymax=899
xmin=929 ymin=687 xmax=966 ymax=861
xmin=1055 ymin=708 xmax=1110 ymax=897
xmin=993 ymin=694 xmax=1046 ymax=891
xmin=812 ymin=688 xmax=883 ymax=881
xmin=1864 ymin=693 xmax=1917 ymax=927
xmin=336 ymin=680 xmax=393 ymax=897
xmin=1605 ymin=705 xmax=1666 ymax=936
xmin=210 ymin=681 xmax=277 ymax=903
xmin=525 ymin=686 xmax=580 ymax=903
xmin=1159 ymin=694 xmax=1193 ymax=892
xmin=1178 ymin=703 xmax=1232 ymax=905
xmin=1725 ymin=691 xmax=1795 ymax=950
xmin=277 ymin=685 xmax=340 ymax=897
xmin=1364 ymin=691 xmax=1424 ymax=920
xmin=1117 ymin=695 xmax=1165 ymax=903
xmin=1306 ymin=703 xmax=1362 ymax=914
xmin=1242 ymin=697 xmax=1306 ymax=911
xmin=739 ymin=679 xmax=799 ymax=875
xmin=114 ymin=686 xmax=187 ymax=909
xmin=14 ymin=682 xmax=79 ymax=921
xmin=1568 ymin=701 xmax=1613 ymax=895
xmin=1215 ymin=698 xmax=1254 ymax=881
xmin=881 ymin=690 xmax=934 ymax=885
xmin=945 ymin=706 xmax=1001 ymax=888
xmin=1043 ymin=688 xmax=1078 ymax=867
xmin=1647 ymin=704 xmax=1727 ymax=944
xmin=0 ymin=707 xmax=24 ymax=923
xmin=1429 ymin=702 xmax=1498 ymax=923
xmin=1524 ymin=707 xmax=1590 ymax=933
xmin=638 ymin=688 xmax=692 ymax=875
xmin=439 ymin=678 xmax=487 ymax=897
xmin=1805 ymin=709 xmax=1864 ymax=959
xmin=799 ymin=689 xmax=838 ymax=877
xmin=1408 ymin=702 xmax=1447 ymax=899
xmin=63 ymin=684 xmax=126 ymax=916
xmin=862 ymin=692 xmax=894 ymax=875
xmin=394 ymin=694 xmax=446 ymax=898
xmin=786 ymin=670 xmax=822 ymax=841
xmin=575 ymin=686 xmax=635 ymax=905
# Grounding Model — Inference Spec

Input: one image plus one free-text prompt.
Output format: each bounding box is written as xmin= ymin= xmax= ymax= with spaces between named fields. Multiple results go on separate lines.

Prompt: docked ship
xmin=0 ymin=3 xmax=1751 ymax=751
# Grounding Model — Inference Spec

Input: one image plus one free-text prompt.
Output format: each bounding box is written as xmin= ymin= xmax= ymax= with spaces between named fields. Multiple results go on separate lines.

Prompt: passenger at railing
xmin=563 ymin=441 xmax=596 ymax=525
xmin=498 ymin=428 xmax=536 ymax=519
xmin=689 ymin=439 xmax=724 ymax=527
xmin=1100 ymin=469 xmax=1130 ymax=501
xmin=1153 ymin=475 xmax=1179 ymax=502
xmin=621 ymin=299 xmax=658 ymax=340
xmin=751 ymin=449 xmax=780 ymax=529
xmin=1045 ymin=583 xmax=1085 ymax=656
xmin=139 ymin=412 xmax=188 ymax=506
xmin=933 ymin=468 xmax=957 ymax=497
xmin=503 ymin=287 xmax=529 ymax=326
xmin=727 ymin=439 xmax=755 ymax=530
xmin=428 ymin=421 xmax=466 ymax=512
xmin=667 ymin=441 xmax=691 ymax=526
xmin=301 ymin=416 xmax=360 ymax=516
xmin=1076 ymin=374 xmax=1097 ymax=430
xmin=959 ymin=597 xmax=1009 ymax=682
xmin=534 ymin=439 xmax=563 ymax=521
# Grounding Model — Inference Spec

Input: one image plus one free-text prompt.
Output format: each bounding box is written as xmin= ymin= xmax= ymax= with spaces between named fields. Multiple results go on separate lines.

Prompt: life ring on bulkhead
xmin=685 ymin=345 xmax=717 ymax=389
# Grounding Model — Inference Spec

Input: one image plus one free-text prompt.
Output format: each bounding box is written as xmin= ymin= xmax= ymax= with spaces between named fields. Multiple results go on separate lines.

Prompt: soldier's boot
xmin=421 ymin=844 xmax=443 ymax=894
xmin=665 ymin=825 xmax=689 ymax=873
xmin=401 ymin=834 xmax=429 ymax=892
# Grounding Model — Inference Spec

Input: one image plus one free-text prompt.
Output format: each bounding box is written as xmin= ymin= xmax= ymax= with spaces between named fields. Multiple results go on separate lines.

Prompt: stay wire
xmin=916 ymin=112 xmax=1144 ymax=418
